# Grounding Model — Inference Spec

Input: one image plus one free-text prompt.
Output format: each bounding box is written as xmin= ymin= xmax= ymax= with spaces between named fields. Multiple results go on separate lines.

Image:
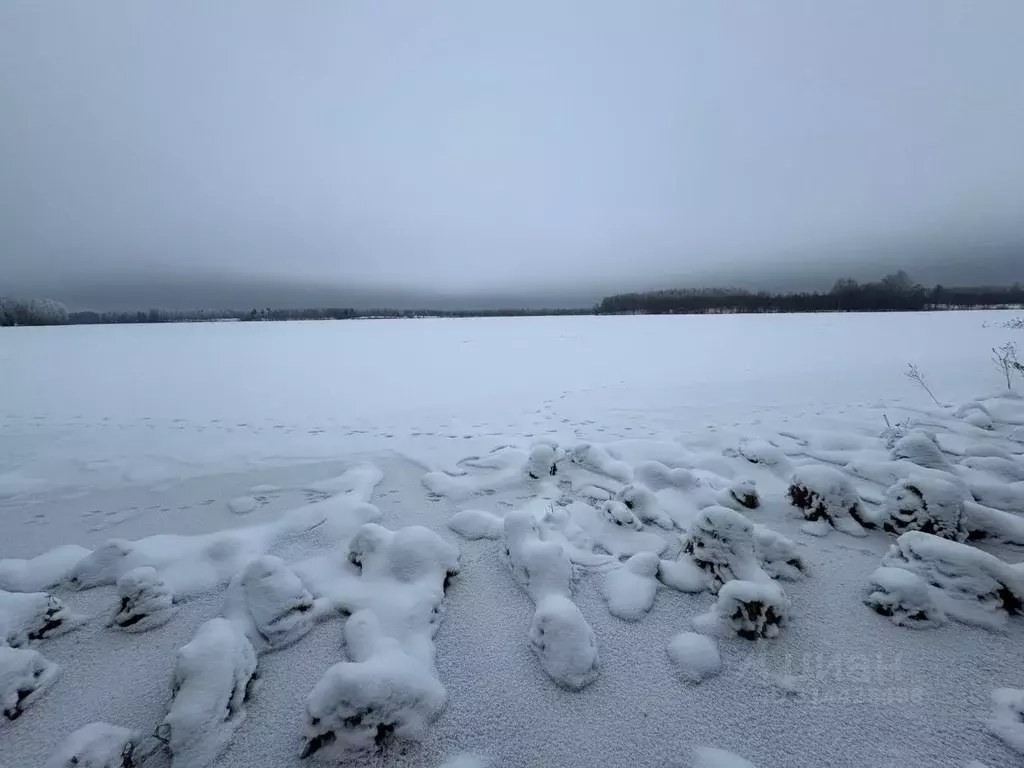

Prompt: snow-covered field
xmin=2 ymin=312 xmax=1024 ymax=768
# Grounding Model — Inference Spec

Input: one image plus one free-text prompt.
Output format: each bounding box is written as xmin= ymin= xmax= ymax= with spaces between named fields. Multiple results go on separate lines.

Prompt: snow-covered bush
xmin=667 ymin=632 xmax=721 ymax=683
xmin=526 ymin=443 xmax=558 ymax=479
xmin=568 ymin=443 xmax=631 ymax=482
xmin=301 ymin=610 xmax=446 ymax=759
xmin=882 ymin=532 xmax=1023 ymax=624
xmin=0 ymin=589 xmax=84 ymax=648
xmin=528 ymin=594 xmax=599 ymax=691
xmin=226 ymin=556 xmax=317 ymax=651
xmin=751 ymin=525 xmax=807 ymax=581
xmin=1 ymin=645 xmax=60 ymax=720
xmin=635 ymin=461 xmax=698 ymax=491
xmin=163 ymin=618 xmax=258 ymax=768
xmin=109 ymin=566 xmax=177 ymax=632
xmin=0 ymin=545 xmax=91 ymax=593
xmin=702 ymin=580 xmax=790 ymax=640
xmin=46 ymin=723 xmax=140 ymax=768
xmin=892 ymin=430 xmax=949 ymax=470
xmin=601 ymin=500 xmax=643 ymax=531
xmin=616 ymin=484 xmax=673 ymax=528
xmin=348 ymin=523 xmax=460 ymax=590
xmin=988 ymin=687 xmax=1024 ymax=755
xmin=501 ymin=510 xmax=571 ymax=599
xmin=603 ymin=552 xmax=659 ymax=620
xmin=448 ymin=509 xmax=503 ymax=540
xmin=881 ymin=476 xmax=966 ymax=541
xmin=679 ymin=506 xmax=767 ymax=593
xmin=962 ymin=500 xmax=1024 ymax=546
xmin=725 ymin=479 xmax=760 ymax=510
xmin=787 ymin=465 xmax=870 ymax=535
xmin=732 ymin=439 xmax=791 ymax=471
xmin=864 ymin=567 xmax=945 ymax=628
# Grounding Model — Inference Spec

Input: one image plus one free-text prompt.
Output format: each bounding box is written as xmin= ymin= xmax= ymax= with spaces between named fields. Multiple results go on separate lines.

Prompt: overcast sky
xmin=2 ymin=1 xmax=1023 ymax=309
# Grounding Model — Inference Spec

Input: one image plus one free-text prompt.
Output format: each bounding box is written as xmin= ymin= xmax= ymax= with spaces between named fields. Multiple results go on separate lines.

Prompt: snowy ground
xmin=2 ymin=312 xmax=1024 ymax=767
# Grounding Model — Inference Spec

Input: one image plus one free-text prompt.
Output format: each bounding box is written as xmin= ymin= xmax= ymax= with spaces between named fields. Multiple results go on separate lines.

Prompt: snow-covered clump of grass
xmin=568 ymin=443 xmax=632 ymax=482
xmin=0 ymin=545 xmax=91 ymax=593
xmin=448 ymin=509 xmax=503 ymax=540
xmin=500 ymin=509 xmax=599 ymax=688
xmin=988 ymin=687 xmax=1024 ymax=755
xmin=787 ymin=465 xmax=871 ymax=536
xmin=667 ymin=632 xmax=721 ymax=683
xmin=526 ymin=443 xmax=559 ymax=479
xmin=882 ymin=532 xmax=1023 ymax=627
xmin=108 ymin=566 xmax=177 ymax=632
xmin=675 ymin=506 xmax=768 ymax=593
xmin=864 ymin=566 xmax=946 ymax=628
xmin=882 ymin=475 xmax=966 ymax=541
xmin=603 ymin=552 xmax=659 ymax=620
xmin=45 ymin=722 xmax=140 ymax=768
xmin=695 ymin=580 xmax=790 ymax=640
xmin=302 ymin=610 xmax=447 ymax=759
xmin=615 ymin=484 xmax=673 ymax=528
xmin=529 ymin=594 xmax=599 ymax=691
xmin=600 ymin=499 xmax=644 ymax=531
xmin=0 ymin=645 xmax=60 ymax=721
xmin=302 ymin=524 xmax=459 ymax=757
xmin=891 ymin=430 xmax=950 ymax=471
xmin=634 ymin=461 xmax=698 ymax=491
xmin=723 ymin=479 xmax=760 ymax=511
xmin=751 ymin=525 xmax=807 ymax=581
xmin=0 ymin=589 xmax=85 ymax=648
xmin=223 ymin=555 xmax=322 ymax=652
xmin=162 ymin=618 xmax=258 ymax=768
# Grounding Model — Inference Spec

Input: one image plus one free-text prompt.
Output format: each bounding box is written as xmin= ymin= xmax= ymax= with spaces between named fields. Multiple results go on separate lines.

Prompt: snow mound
xmin=349 ymin=523 xmax=460 ymax=588
xmin=865 ymin=566 xmax=946 ymax=628
xmin=963 ymin=500 xmax=1024 ymax=545
xmin=448 ymin=509 xmax=503 ymax=540
xmin=635 ymin=461 xmax=698 ymax=491
xmin=693 ymin=747 xmax=758 ymax=768
xmin=616 ymin=484 xmax=673 ymax=528
xmin=568 ymin=443 xmax=632 ymax=482
xmin=751 ymin=524 xmax=807 ymax=581
xmin=732 ymin=439 xmax=791 ymax=471
xmin=601 ymin=499 xmax=644 ymax=531
xmin=225 ymin=555 xmax=318 ymax=651
xmin=882 ymin=476 xmax=967 ymax=541
xmin=301 ymin=610 xmax=447 ymax=759
xmin=0 ymin=545 xmax=91 ymax=593
xmin=0 ymin=589 xmax=86 ymax=648
xmin=697 ymin=580 xmax=790 ymax=640
xmin=529 ymin=594 xmax=599 ymax=691
xmin=787 ymin=465 xmax=869 ymax=536
xmin=109 ymin=566 xmax=177 ymax=632
xmin=46 ymin=722 xmax=139 ymax=768
xmin=438 ymin=754 xmax=486 ymax=768
xmin=526 ymin=443 xmax=559 ymax=479
xmin=162 ymin=617 xmax=258 ymax=768
xmin=960 ymin=455 xmax=1024 ymax=482
xmin=667 ymin=632 xmax=721 ymax=683
xmin=603 ymin=552 xmax=659 ymax=621
xmin=967 ymin=480 xmax=1024 ymax=515
xmin=0 ymin=645 xmax=60 ymax=721
xmin=678 ymin=506 xmax=768 ymax=593
xmin=501 ymin=510 xmax=572 ymax=600
xmin=882 ymin=532 xmax=1023 ymax=626
xmin=892 ymin=430 xmax=949 ymax=470
xmin=227 ymin=495 xmax=257 ymax=514
xmin=988 ymin=687 xmax=1024 ymax=755
xmin=956 ymin=402 xmax=995 ymax=430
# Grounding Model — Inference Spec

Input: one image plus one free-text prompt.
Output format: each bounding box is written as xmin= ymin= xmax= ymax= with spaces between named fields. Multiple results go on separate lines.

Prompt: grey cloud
xmin=2 ymin=1 xmax=1023 ymax=309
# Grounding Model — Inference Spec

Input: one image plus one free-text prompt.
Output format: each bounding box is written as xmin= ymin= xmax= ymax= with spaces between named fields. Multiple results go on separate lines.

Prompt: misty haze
xmin=3 ymin=4 xmax=1024 ymax=768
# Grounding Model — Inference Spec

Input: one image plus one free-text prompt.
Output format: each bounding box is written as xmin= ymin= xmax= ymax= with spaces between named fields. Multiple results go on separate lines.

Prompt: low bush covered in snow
xmin=679 ymin=506 xmax=767 ymax=593
xmin=0 ymin=645 xmax=60 ymax=721
xmin=109 ymin=566 xmax=177 ymax=633
xmin=891 ymin=430 xmax=950 ymax=470
xmin=882 ymin=476 xmax=967 ymax=541
xmin=600 ymin=499 xmax=644 ymax=531
xmin=529 ymin=594 xmax=599 ymax=691
xmin=162 ymin=618 xmax=258 ymax=768
xmin=864 ymin=566 xmax=946 ymax=628
xmin=0 ymin=589 xmax=84 ymax=648
xmin=224 ymin=555 xmax=320 ymax=651
xmin=882 ymin=532 xmax=1023 ymax=626
xmin=603 ymin=552 xmax=659 ymax=621
xmin=615 ymin=484 xmax=673 ymax=528
xmin=45 ymin=722 xmax=140 ymax=768
xmin=697 ymin=580 xmax=790 ymax=640
xmin=787 ymin=465 xmax=871 ymax=536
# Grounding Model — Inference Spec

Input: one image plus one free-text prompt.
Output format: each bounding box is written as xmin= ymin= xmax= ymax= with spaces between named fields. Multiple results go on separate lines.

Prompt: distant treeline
xmin=595 ymin=272 xmax=1024 ymax=315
